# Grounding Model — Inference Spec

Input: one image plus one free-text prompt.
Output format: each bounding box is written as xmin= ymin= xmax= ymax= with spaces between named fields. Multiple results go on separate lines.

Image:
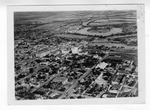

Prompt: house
xmin=109 ymin=90 xmax=118 ymax=94
xmin=53 ymin=77 xmax=68 ymax=85
xmin=36 ymin=48 xmax=50 ymax=58
xmin=61 ymin=49 xmax=70 ymax=54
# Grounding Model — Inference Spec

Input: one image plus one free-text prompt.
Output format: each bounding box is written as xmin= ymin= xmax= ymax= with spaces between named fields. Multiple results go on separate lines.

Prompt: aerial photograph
xmin=14 ymin=10 xmax=138 ymax=100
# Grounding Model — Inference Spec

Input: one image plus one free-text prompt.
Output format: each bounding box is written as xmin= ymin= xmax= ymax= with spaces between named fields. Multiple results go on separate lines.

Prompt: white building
xmin=95 ymin=72 xmax=107 ymax=86
xmin=36 ymin=51 xmax=50 ymax=58
xmin=95 ymin=62 xmax=108 ymax=69
xmin=71 ymin=47 xmax=79 ymax=54
xmin=61 ymin=49 xmax=70 ymax=54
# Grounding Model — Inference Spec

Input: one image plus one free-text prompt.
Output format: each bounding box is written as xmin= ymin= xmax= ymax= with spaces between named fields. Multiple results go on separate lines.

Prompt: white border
xmin=7 ymin=4 xmax=145 ymax=105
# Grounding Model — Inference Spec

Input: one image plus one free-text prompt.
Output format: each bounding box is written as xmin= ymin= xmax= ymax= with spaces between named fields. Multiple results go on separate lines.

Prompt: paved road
xmin=30 ymin=67 xmax=68 ymax=93
xmin=16 ymin=49 xmax=109 ymax=99
xmin=109 ymin=52 xmax=137 ymax=55
xmin=16 ymin=47 xmax=61 ymax=65
xmin=116 ymin=74 xmax=138 ymax=97
xmin=15 ymin=47 xmax=62 ymax=84
xmin=15 ymin=65 xmax=46 ymax=84
xmin=59 ymin=67 xmax=94 ymax=99
xmin=59 ymin=53 xmax=108 ymax=99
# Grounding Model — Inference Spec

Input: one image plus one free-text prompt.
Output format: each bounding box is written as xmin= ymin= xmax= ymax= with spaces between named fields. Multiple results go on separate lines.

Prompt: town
xmin=14 ymin=11 xmax=138 ymax=100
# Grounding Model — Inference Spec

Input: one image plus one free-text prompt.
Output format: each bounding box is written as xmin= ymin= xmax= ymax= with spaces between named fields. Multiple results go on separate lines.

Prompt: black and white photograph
xmin=7 ymin=5 xmax=145 ymax=104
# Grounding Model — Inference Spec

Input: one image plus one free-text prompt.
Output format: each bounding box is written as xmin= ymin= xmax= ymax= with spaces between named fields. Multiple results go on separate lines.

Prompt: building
xmin=95 ymin=62 xmax=108 ymax=69
xmin=71 ymin=47 xmax=79 ymax=54
xmin=53 ymin=77 xmax=68 ymax=85
xmin=36 ymin=48 xmax=50 ymax=58
xmin=61 ymin=49 xmax=70 ymax=54
xmin=95 ymin=72 xmax=107 ymax=86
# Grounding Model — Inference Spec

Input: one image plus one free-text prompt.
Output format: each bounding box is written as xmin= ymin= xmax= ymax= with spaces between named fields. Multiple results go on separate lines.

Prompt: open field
xmin=54 ymin=34 xmax=87 ymax=39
